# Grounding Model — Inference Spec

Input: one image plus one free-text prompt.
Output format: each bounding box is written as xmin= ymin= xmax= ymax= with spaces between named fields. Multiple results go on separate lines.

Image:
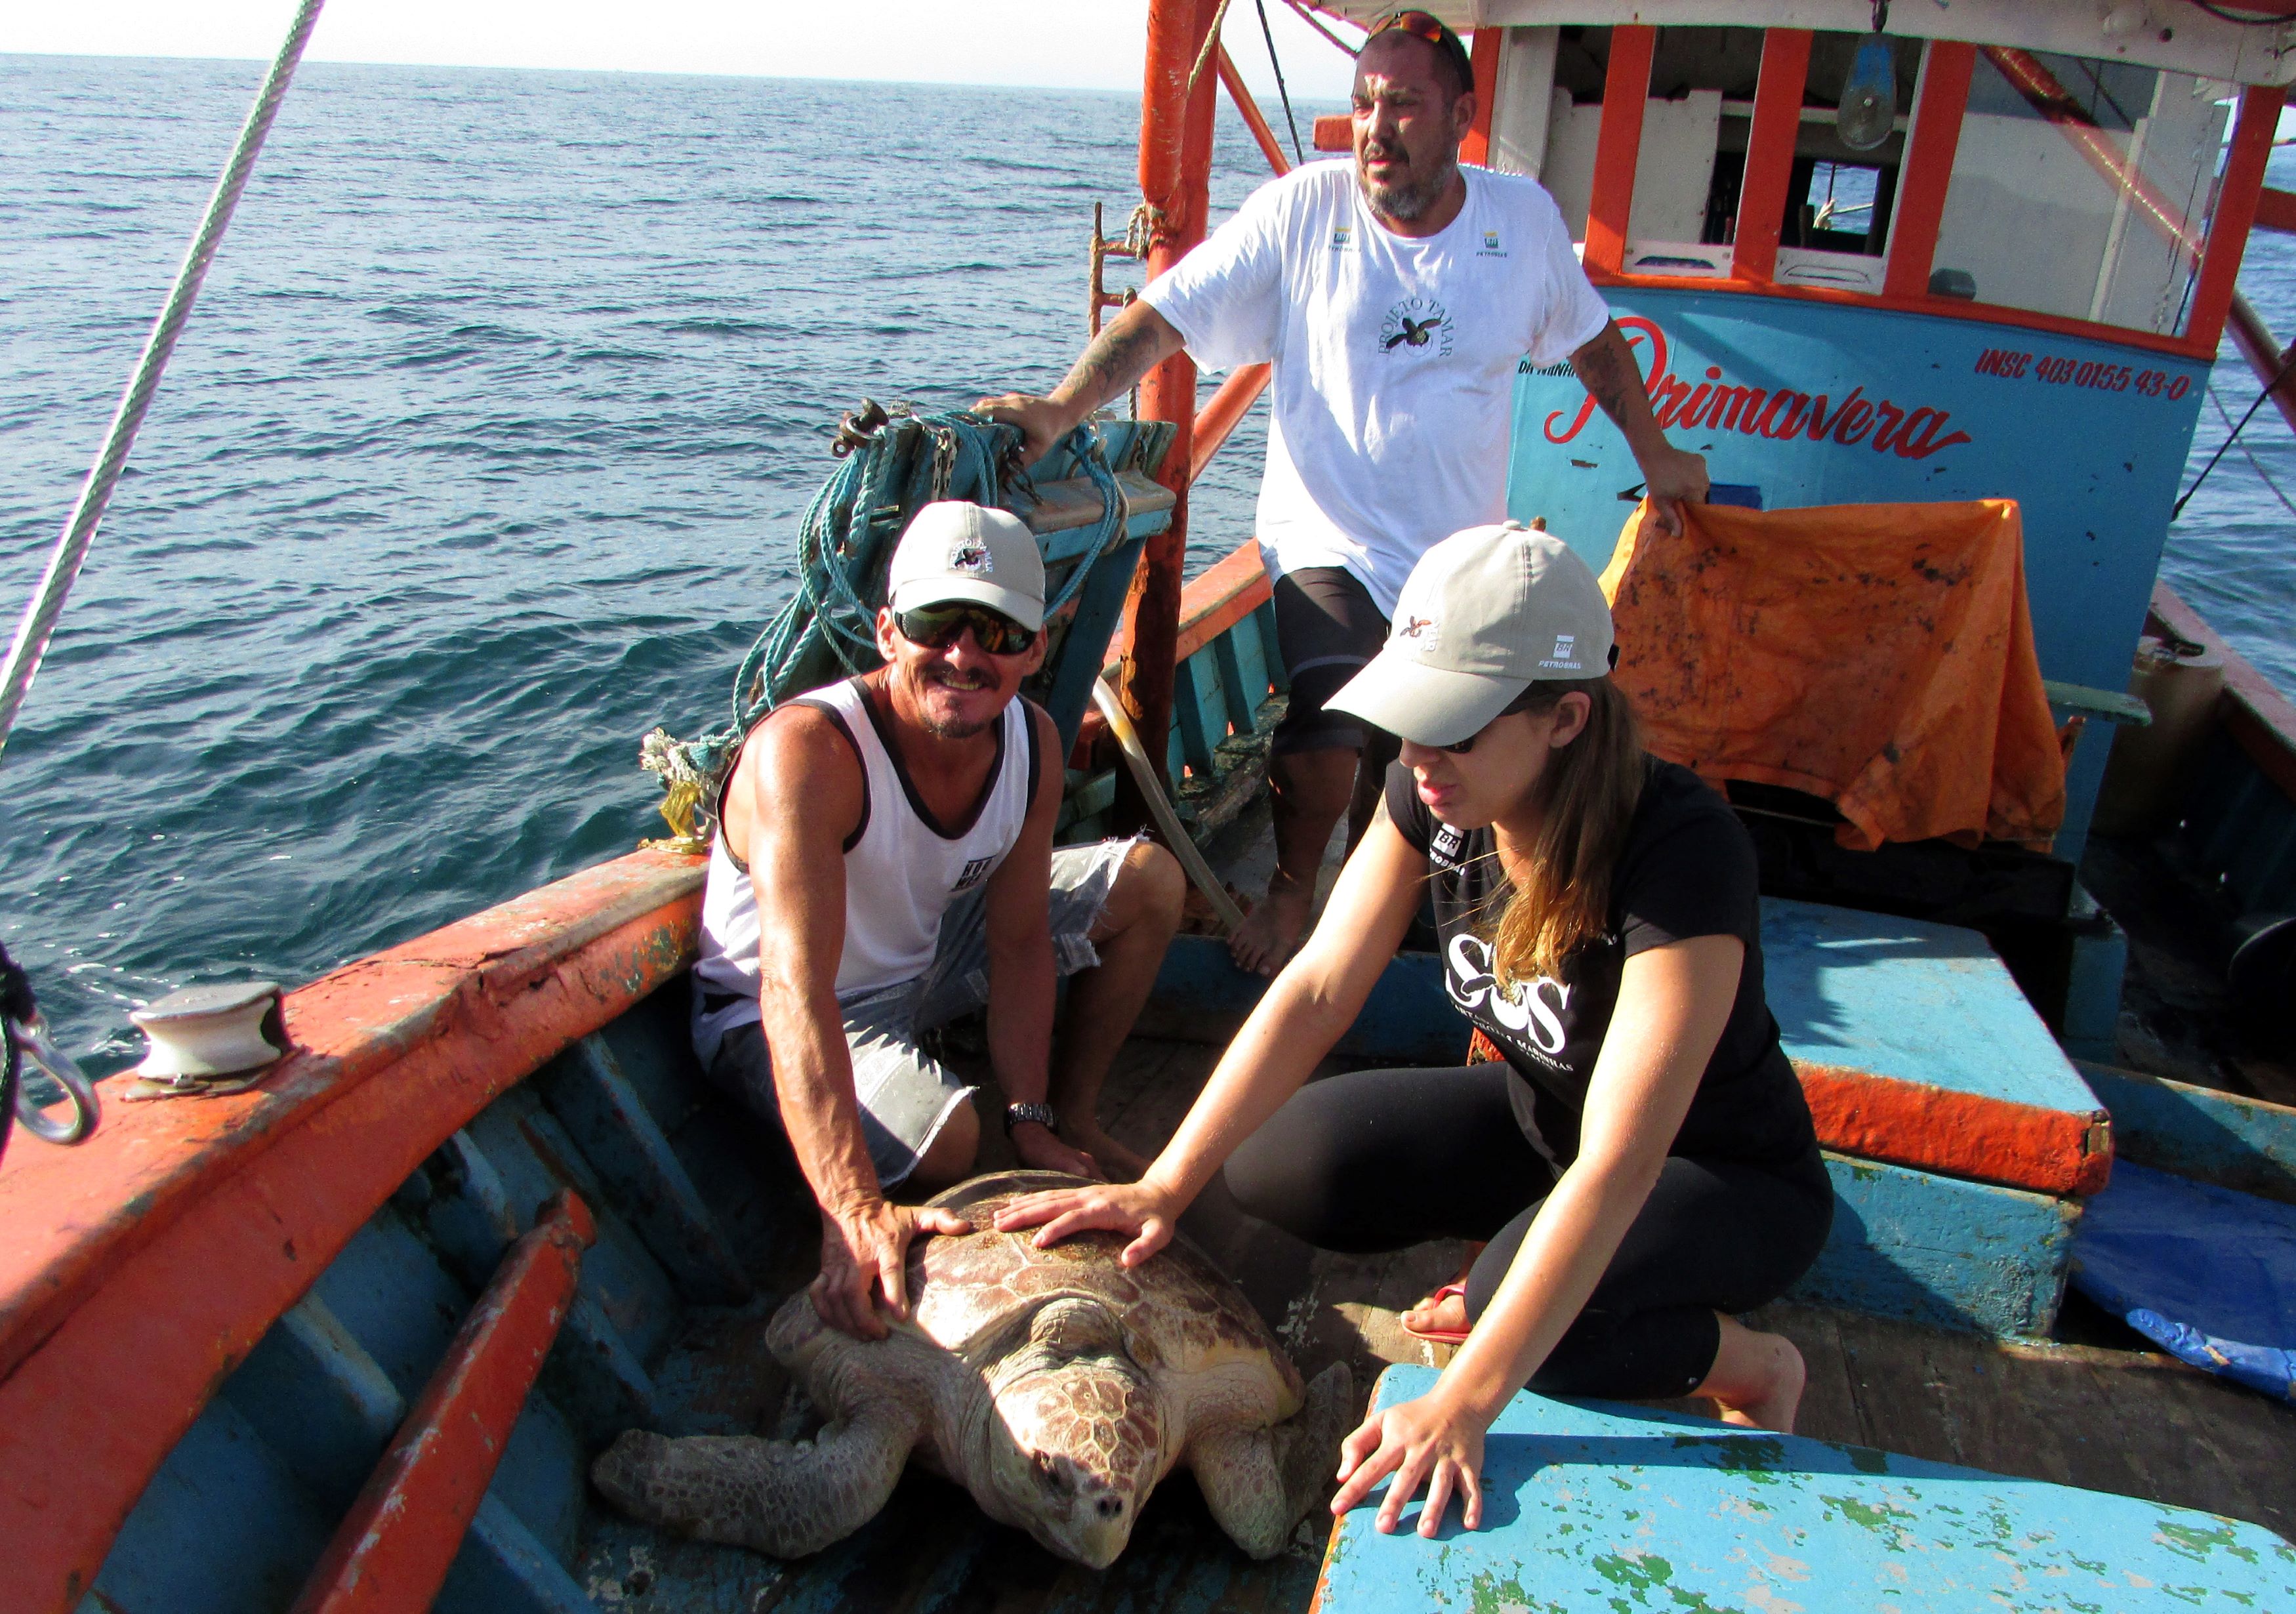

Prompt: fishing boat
xmin=7 ymin=1 xmax=2296 ymax=1609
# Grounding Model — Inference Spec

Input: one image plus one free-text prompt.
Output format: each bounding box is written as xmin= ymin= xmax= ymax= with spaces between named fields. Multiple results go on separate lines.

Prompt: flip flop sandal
xmin=1400 ymin=1280 xmax=1472 ymax=1346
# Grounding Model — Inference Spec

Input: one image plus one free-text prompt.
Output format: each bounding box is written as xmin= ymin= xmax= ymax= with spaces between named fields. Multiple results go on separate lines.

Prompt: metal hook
xmin=9 ymin=1014 xmax=99 ymax=1146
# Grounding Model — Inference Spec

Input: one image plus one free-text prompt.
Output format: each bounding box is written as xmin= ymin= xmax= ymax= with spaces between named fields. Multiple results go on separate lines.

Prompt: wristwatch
xmin=1003 ymin=1102 xmax=1059 ymax=1136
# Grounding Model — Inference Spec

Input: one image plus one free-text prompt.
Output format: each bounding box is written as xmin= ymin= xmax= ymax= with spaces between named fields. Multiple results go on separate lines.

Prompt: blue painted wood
xmin=1037 ymin=530 xmax=1149 ymax=749
xmin=1799 ymin=1152 xmax=2076 ymax=1337
xmin=2181 ymin=730 xmax=2296 ymax=915
xmin=1316 ymin=1365 xmax=2296 ymax=1614
xmin=438 ymin=1495 xmax=601 ymax=1614
xmin=2060 ymin=885 xmax=2128 ymax=1065
xmin=1219 ymin=613 xmax=1271 ymax=734
xmin=86 ymin=1396 xmax=336 ymax=1614
xmin=2079 ymin=1061 xmax=2296 ymax=1207
xmin=220 ymin=1293 xmax=403 ymax=1509
xmin=1172 ymin=650 xmax=1224 ymax=774
xmin=1255 ymin=599 xmax=1286 ymax=692
xmin=1761 ymin=896 xmax=2100 ymax=1120
xmin=308 ymin=1209 xmax=476 ymax=1398
xmin=536 ymin=1034 xmax=752 ymax=1304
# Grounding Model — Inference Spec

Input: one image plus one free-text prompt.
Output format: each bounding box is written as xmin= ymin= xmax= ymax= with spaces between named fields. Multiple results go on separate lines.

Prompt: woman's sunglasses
xmin=893 ymin=602 xmax=1039 ymax=656
xmin=1437 ymin=688 xmax=1544 ymax=755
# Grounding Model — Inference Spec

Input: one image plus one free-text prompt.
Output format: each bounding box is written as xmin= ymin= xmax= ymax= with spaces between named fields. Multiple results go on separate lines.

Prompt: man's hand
xmin=811 ymin=1197 xmax=974 ymax=1339
xmin=1010 ymin=1119 xmax=1106 ymax=1181
xmin=973 ymin=393 xmax=1080 ymax=470
xmin=1639 ymin=441 xmax=1710 ymax=538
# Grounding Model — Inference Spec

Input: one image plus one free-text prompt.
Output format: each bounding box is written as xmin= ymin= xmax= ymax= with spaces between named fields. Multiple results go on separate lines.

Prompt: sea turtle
xmin=592 ymin=1170 xmax=1353 ymax=1569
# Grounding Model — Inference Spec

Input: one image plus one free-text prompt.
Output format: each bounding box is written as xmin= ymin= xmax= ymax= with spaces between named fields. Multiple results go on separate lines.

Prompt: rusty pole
xmin=1116 ymin=0 xmax=1221 ymax=813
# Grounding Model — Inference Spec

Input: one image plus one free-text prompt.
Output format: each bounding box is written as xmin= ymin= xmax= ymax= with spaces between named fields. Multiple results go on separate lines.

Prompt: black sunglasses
xmin=894 ymin=602 xmax=1038 ymax=656
xmin=1437 ymin=687 xmax=1544 ymax=755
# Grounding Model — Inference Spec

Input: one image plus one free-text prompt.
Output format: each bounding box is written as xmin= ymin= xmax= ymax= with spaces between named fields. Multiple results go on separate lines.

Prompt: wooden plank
xmin=1796 ymin=1153 xmax=2076 ymax=1338
xmin=1311 ymin=1365 xmax=2296 ymax=1614
xmin=2078 ymin=1060 xmax=2296 ymax=1205
xmin=1019 ymin=470 xmax=1176 ymax=538
xmin=291 ymin=1192 xmax=596 ymax=1614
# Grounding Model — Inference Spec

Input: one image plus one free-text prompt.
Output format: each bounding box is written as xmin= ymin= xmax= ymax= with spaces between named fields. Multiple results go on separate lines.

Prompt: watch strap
xmin=1003 ymin=1102 xmax=1059 ymax=1136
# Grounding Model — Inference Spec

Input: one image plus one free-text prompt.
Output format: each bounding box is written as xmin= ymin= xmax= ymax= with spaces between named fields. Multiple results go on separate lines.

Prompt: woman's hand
xmin=1330 ymin=1386 xmax=1490 ymax=1537
xmin=991 ymin=1177 xmax=1182 ymax=1267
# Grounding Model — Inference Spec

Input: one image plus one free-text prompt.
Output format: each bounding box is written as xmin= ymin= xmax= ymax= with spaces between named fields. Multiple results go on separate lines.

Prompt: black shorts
xmin=1271 ymin=566 xmax=1390 ymax=756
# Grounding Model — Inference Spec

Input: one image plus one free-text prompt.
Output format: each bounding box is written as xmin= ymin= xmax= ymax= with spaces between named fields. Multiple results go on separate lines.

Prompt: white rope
xmin=0 ymin=0 xmax=328 ymax=758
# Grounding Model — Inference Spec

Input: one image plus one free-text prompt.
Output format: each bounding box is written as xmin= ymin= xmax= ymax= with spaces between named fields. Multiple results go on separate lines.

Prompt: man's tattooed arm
xmin=975 ymin=302 xmax=1186 ymax=467
xmin=1567 ymin=320 xmax=1710 ymax=537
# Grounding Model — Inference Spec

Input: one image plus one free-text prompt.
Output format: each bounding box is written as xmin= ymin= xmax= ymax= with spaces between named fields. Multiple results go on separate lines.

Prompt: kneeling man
xmin=692 ymin=500 xmax=1185 ymax=1337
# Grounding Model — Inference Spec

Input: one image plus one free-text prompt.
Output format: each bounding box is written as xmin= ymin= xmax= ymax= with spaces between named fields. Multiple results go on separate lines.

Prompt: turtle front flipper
xmin=1187 ymin=1361 xmax=1353 ymax=1559
xmin=592 ymin=1403 xmax=920 ymax=1559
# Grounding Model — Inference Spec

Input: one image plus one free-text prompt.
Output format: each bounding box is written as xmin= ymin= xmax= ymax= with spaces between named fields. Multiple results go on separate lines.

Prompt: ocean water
xmin=3 ymin=52 xmax=2292 ymax=1065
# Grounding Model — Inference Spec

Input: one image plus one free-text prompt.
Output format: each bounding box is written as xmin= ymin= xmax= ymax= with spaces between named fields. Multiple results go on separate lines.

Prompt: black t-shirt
xmin=1385 ymin=756 xmax=1819 ymax=1169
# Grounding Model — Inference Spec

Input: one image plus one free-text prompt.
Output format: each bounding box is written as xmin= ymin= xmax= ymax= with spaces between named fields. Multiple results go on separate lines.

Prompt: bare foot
xmin=1061 ymin=1121 xmax=1152 ymax=1183
xmin=1401 ymin=1288 xmax=1470 ymax=1340
xmin=1227 ymin=881 xmax=1313 ymax=978
xmin=1703 ymin=1324 xmax=1805 ymax=1433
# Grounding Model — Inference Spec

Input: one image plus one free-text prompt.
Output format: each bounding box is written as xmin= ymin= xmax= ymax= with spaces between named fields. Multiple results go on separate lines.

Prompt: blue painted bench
xmin=1146 ymin=897 xmax=2110 ymax=1337
xmin=1311 ymin=1365 xmax=2295 ymax=1613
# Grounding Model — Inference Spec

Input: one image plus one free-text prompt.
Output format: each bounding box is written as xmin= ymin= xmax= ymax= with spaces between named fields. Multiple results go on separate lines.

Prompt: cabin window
xmin=1927 ymin=49 xmax=2228 ymax=334
xmin=1764 ymin=31 xmax=1921 ymax=295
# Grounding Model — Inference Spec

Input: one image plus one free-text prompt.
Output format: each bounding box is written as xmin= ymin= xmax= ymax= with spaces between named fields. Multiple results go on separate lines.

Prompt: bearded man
xmin=691 ymin=500 xmax=1184 ymax=1338
xmin=980 ymin=10 xmax=1705 ymax=975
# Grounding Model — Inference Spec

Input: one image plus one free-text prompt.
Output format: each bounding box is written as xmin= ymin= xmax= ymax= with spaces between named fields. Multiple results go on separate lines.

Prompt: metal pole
xmin=0 ymin=0 xmax=329 ymax=758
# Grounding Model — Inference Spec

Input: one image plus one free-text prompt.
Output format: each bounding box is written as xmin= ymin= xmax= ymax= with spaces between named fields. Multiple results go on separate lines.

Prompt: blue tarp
xmin=2071 ymin=1161 xmax=2296 ymax=1401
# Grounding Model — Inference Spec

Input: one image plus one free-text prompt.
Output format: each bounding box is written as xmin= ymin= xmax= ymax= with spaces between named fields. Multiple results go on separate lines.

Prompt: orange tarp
xmin=1599 ymin=498 xmax=2064 ymax=852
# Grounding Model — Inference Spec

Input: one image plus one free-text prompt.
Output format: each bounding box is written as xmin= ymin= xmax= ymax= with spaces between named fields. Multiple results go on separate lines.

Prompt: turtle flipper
xmin=592 ymin=1405 xmax=918 ymax=1559
xmin=1189 ymin=1362 xmax=1353 ymax=1559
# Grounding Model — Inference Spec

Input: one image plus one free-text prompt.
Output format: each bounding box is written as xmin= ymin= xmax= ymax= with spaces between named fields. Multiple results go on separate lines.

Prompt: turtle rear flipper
xmin=592 ymin=1405 xmax=918 ymax=1559
xmin=1189 ymin=1361 xmax=1353 ymax=1559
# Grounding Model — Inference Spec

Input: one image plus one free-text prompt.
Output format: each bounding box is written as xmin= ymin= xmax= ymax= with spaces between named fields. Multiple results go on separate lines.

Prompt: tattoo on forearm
xmin=1058 ymin=314 xmax=1168 ymax=412
xmin=1570 ymin=330 xmax=1644 ymax=431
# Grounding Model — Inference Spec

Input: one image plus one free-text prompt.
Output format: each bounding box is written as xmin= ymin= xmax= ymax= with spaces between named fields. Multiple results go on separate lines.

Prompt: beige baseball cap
xmin=886 ymin=501 xmax=1046 ymax=631
xmin=1328 ymin=523 xmax=1614 ymax=747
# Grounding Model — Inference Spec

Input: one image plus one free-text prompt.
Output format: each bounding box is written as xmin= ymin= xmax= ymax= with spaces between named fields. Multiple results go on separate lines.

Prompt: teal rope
xmin=646 ymin=408 xmax=1130 ymax=838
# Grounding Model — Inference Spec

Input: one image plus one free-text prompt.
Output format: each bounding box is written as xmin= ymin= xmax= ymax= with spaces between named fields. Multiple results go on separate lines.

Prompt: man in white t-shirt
xmin=980 ymin=11 xmax=1705 ymax=974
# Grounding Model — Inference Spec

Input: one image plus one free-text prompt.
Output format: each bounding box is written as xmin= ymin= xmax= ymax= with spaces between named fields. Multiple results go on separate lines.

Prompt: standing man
xmin=979 ymin=10 xmax=1706 ymax=974
xmin=691 ymin=500 xmax=1185 ymax=1338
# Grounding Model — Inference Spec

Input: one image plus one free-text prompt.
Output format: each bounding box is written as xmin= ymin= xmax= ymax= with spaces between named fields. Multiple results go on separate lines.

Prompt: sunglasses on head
xmin=1370 ymin=9 xmax=1473 ymax=86
xmin=894 ymin=602 xmax=1038 ymax=656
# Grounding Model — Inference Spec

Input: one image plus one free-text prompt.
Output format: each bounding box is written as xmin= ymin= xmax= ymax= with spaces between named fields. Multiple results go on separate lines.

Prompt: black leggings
xmin=1223 ymin=1063 xmax=1834 ymax=1399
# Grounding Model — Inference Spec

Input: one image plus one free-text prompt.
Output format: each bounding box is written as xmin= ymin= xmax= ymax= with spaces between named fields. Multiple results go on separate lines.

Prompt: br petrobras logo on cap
xmin=1540 ymin=632 xmax=1582 ymax=671
xmin=949 ymin=536 xmax=991 ymax=574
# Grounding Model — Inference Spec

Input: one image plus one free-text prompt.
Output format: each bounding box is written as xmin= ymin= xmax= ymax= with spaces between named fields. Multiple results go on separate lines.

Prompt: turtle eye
xmin=1033 ymin=1450 xmax=1067 ymax=1489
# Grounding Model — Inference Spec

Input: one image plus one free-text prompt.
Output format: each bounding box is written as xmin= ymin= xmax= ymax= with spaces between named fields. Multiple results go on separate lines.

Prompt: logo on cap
xmin=949 ymin=537 xmax=991 ymax=574
xmin=1399 ymin=615 xmax=1435 ymax=640
xmin=1540 ymin=632 xmax=1582 ymax=671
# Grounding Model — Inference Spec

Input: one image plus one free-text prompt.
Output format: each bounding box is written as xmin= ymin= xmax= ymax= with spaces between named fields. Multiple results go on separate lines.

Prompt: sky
xmin=0 ymin=1 xmax=1365 ymax=101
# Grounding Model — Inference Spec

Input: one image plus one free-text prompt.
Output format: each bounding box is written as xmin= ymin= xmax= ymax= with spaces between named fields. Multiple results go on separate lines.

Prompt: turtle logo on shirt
xmin=1379 ymin=296 xmax=1454 ymax=358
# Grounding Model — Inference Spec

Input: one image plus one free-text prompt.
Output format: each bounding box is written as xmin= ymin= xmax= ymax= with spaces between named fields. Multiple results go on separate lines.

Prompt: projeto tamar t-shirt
xmin=1140 ymin=160 xmax=1611 ymax=617
xmin=1383 ymin=755 xmax=1821 ymax=1170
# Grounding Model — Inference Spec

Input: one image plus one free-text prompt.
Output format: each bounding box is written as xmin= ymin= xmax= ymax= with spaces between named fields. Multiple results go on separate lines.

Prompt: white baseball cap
xmin=1328 ymin=523 xmax=1615 ymax=747
xmin=886 ymin=501 xmax=1046 ymax=632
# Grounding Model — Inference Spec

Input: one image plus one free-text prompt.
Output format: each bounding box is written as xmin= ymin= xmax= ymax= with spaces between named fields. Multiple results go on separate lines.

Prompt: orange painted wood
xmin=1883 ymin=41 xmax=1975 ymax=300
xmin=1218 ymin=47 xmax=1291 ymax=178
xmin=2186 ymin=85 xmax=2285 ymax=356
xmin=290 ymin=1191 xmax=596 ymax=1614
xmin=1120 ymin=0 xmax=1221 ymax=797
xmin=2150 ymin=580 xmax=2296 ymax=805
xmin=1103 ymin=539 xmax=1271 ymax=672
xmin=1460 ymin=28 xmax=1500 ymax=167
xmin=1731 ymin=29 xmax=1813 ymax=285
xmin=1189 ymin=362 xmax=1271 ymax=484
xmin=1313 ymin=112 xmax=1350 ymax=152
xmin=2255 ymin=186 xmax=2296 ymax=236
xmin=2226 ymin=289 xmax=2296 ymax=438
xmin=1583 ymin=24 xmax=1654 ymax=276
xmin=0 ymin=848 xmax=702 ymax=1614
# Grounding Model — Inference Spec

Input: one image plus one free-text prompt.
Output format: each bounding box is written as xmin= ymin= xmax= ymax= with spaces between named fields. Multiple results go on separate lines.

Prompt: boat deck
xmin=567 ymin=1019 xmax=2296 ymax=1611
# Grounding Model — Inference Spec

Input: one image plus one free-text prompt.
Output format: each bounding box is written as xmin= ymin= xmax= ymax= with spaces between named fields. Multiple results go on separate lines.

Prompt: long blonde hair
xmin=1485 ymin=676 xmax=1647 ymax=987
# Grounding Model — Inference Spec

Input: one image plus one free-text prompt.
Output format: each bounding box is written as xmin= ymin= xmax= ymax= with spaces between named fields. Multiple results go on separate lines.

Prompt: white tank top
xmin=693 ymin=677 xmax=1040 ymax=1033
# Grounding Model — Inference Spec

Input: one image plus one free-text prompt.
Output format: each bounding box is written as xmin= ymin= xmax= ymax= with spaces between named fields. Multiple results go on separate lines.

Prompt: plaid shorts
xmin=692 ymin=836 xmax=1139 ymax=1186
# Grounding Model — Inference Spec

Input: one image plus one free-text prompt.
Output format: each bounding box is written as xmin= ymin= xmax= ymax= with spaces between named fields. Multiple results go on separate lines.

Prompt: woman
xmin=994 ymin=522 xmax=1833 ymax=1538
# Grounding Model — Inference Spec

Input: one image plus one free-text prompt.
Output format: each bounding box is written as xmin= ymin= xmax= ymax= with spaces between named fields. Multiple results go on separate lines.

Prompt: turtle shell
xmin=907 ymin=1171 xmax=1303 ymax=1407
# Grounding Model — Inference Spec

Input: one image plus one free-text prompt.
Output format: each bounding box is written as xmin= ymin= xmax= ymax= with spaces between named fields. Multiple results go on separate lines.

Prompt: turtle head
xmin=986 ymin=1297 xmax=1166 ymax=1568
